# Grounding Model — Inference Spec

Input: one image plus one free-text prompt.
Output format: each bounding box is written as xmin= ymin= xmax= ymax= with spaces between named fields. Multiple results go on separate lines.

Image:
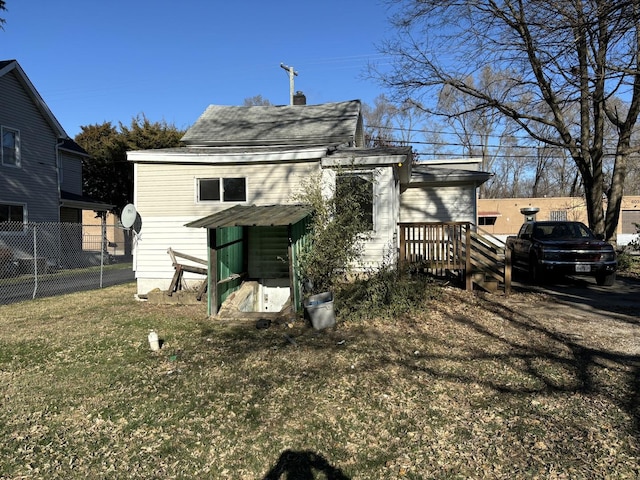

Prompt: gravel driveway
xmin=500 ymin=273 xmax=640 ymax=356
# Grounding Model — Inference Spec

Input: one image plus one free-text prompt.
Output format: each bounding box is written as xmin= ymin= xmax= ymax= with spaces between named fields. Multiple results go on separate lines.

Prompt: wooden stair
xmin=399 ymin=222 xmax=512 ymax=295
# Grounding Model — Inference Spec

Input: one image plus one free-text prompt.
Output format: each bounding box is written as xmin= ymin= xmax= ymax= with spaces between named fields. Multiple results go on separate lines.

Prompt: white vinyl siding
xmin=135 ymin=162 xmax=318 ymax=217
xmin=400 ymin=185 xmax=476 ymax=224
xmin=132 ymin=216 xmax=208 ymax=293
xmin=132 ymin=161 xmax=319 ymax=294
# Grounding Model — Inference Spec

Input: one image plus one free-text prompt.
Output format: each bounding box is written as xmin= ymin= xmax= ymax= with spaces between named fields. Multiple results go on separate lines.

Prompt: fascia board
xmin=127 ymin=147 xmax=328 ymax=164
xmin=321 ymin=154 xmax=407 ymax=168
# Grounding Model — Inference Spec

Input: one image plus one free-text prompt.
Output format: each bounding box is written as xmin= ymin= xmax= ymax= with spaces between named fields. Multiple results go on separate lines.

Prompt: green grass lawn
xmin=0 ymin=282 xmax=638 ymax=479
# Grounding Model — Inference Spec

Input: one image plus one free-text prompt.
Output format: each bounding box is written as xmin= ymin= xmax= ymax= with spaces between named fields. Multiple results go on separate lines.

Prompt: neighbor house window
xmin=1 ymin=127 xmax=20 ymax=167
xmin=0 ymin=204 xmax=25 ymax=231
xmin=336 ymin=173 xmax=374 ymax=231
xmin=198 ymin=178 xmax=247 ymax=202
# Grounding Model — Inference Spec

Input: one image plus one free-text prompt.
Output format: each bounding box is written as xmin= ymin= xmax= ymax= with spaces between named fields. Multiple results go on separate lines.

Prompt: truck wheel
xmin=596 ymin=272 xmax=616 ymax=286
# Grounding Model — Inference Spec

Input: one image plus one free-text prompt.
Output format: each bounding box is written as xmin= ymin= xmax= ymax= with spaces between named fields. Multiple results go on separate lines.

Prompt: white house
xmin=127 ymin=100 xmax=491 ymax=305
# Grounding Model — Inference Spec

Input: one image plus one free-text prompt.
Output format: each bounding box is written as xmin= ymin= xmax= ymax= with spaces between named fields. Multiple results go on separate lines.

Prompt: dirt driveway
xmin=493 ymin=273 xmax=640 ymax=356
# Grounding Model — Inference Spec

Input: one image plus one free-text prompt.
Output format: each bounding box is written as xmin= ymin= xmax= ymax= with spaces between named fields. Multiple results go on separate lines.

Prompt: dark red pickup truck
xmin=505 ymin=221 xmax=617 ymax=286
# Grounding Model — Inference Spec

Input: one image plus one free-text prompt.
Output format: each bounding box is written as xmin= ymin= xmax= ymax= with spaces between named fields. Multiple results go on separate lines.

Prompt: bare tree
xmin=362 ymin=95 xmax=399 ymax=147
xmin=0 ymin=1 xmax=6 ymax=29
xmin=374 ymin=0 xmax=640 ymax=242
xmin=243 ymin=95 xmax=272 ymax=106
xmin=362 ymin=94 xmax=422 ymax=150
xmin=436 ymin=66 xmax=533 ymax=197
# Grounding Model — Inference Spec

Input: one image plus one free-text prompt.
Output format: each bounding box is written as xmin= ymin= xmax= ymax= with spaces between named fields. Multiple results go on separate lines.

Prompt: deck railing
xmin=398 ymin=222 xmax=511 ymax=293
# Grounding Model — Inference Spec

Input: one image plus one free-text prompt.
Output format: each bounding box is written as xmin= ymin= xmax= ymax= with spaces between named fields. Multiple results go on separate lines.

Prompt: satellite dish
xmin=121 ymin=204 xmax=138 ymax=229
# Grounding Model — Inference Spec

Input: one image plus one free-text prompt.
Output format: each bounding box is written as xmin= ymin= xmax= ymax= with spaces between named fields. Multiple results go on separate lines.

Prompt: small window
xmin=336 ymin=173 xmax=374 ymax=231
xmin=198 ymin=178 xmax=247 ymax=203
xmin=479 ymin=216 xmax=497 ymax=226
xmin=0 ymin=204 xmax=25 ymax=231
xmin=199 ymin=179 xmax=221 ymax=201
xmin=1 ymin=127 xmax=20 ymax=167
xmin=549 ymin=210 xmax=567 ymax=221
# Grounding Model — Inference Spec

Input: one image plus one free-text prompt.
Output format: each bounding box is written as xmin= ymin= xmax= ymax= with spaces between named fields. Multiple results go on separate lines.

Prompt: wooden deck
xmin=398 ymin=222 xmax=511 ymax=294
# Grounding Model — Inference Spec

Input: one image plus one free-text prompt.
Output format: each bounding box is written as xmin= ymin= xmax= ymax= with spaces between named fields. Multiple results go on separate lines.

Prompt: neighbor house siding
xmin=400 ymin=185 xmax=476 ymax=223
xmin=0 ymin=69 xmax=59 ymax=223
xmin=133 ymin=160 xmax=319 ymax=293
xmin=59 ymin=152 xmax=83 ymax=195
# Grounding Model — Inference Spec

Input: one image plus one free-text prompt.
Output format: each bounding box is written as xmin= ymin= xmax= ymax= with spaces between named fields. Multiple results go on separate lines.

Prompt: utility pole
xmin=280 ymin=63 xmax=298 ymax=105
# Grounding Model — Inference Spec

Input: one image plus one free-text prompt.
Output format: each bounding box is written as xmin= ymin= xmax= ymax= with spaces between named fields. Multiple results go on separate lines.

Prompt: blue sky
xmin=1 ymin=0 xmax=396 ymax=137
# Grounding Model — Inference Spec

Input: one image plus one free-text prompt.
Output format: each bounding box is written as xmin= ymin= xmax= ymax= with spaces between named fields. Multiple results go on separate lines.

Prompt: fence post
xmin=32 ymin=224 xmax=38 ymax=299
xmin=398 ymin=224 xmax=406 ymax=268
xmin=100 ymin=217 xmax=106 ymax=288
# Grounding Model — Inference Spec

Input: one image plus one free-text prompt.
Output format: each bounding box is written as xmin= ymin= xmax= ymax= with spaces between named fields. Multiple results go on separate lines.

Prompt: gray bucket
xmin=304 ymin=292 xmax=335 ymax=330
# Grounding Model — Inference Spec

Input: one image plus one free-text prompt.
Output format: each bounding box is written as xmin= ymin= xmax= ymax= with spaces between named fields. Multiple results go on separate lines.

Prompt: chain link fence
xmin=0 ymin=222 xmax=134 ymax=305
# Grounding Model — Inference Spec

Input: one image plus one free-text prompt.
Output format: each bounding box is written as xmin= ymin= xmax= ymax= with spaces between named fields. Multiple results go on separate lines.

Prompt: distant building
xmin=477 ymin=196 xmax=640 ymax=245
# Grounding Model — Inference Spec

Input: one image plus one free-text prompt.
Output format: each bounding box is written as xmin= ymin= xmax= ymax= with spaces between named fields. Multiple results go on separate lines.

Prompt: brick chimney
xmin=293 ymin=91 xmax=306 ymax=105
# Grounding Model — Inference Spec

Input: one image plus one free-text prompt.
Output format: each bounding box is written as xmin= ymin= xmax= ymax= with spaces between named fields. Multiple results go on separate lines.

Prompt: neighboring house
xmin=0 ymin=59 xmax=110 ymax=226
xmin=0 ymin=60 xmax=111 ymax=269
xmin=478 ymin=196 xmax=640 ymax=245
xmin=127 ymin=99 xmax=491 ymax=311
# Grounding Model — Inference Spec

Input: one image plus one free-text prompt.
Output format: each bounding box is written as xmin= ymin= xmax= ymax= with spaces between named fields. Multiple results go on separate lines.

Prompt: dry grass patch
xmin=0 ymin=282 xmax=638 ymax=479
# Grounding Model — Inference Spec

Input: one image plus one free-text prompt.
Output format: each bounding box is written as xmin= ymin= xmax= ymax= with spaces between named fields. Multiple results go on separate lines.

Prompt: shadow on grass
xmin=262 ymin=449 xmax=350 ymax=480
xmin=436 ymin=291 xmax=640 ymax=440
xmin=198 ymin=282 xmax=640 ymax=459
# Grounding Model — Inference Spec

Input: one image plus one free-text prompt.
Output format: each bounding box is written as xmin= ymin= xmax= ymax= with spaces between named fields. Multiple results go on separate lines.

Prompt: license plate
xmin=575 ymin=264 xmax=590 ymax=273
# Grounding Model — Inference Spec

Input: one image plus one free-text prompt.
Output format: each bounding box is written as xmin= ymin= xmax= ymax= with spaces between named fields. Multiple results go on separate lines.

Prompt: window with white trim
xmin=336 ymin=173 xmax=375 ymax=231
xmin=1 ymin=127 xmax=20 ymax=167
xmin=0 ymin=204 xmax=25 ymax=231
xmin=198 ymin=177 xmax=247 ymax=203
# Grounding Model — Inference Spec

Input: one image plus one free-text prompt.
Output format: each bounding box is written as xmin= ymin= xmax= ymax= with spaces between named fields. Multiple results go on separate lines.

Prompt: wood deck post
xmin=504 ymin=246 xmax=512 ymax=296
xmin=465 ymin=225 xmax=472 ymax=291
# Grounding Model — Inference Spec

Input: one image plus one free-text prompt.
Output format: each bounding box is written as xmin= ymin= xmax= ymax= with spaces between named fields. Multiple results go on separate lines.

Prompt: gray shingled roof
xmin=410 ymin=165 xmax=493 ymax=185
xmin=181 ymin=100 xmax=362 ymax=147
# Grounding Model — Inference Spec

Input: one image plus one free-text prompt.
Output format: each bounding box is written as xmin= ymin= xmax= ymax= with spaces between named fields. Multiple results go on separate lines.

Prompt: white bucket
xmin=148 ymin=330 xmax=160 ymax=351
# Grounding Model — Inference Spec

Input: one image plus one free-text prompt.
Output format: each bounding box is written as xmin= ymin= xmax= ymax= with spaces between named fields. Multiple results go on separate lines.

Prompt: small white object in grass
xmin=148 ymin=330 xmax=160 ymax=351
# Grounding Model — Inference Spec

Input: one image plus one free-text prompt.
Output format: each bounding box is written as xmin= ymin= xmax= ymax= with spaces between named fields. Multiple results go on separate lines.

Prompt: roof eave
xmin=1 ymin=60 xmax=68 ymax=138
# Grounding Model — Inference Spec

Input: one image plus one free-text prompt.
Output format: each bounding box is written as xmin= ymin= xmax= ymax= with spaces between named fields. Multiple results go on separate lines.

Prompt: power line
xmin=367 ymin=123 xmax=635 ymax=144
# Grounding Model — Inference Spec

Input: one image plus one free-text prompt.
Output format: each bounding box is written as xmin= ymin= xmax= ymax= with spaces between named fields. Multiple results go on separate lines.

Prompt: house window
xmin=1 ymin=127 xmax=20 ymax=167
xmin=336 ymin=173 xmax=374 ymax=231
xmin=198 ymin=178 xmax=247 ymax=203
xmin=0 ymin=204 xmax=25 ymax=231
